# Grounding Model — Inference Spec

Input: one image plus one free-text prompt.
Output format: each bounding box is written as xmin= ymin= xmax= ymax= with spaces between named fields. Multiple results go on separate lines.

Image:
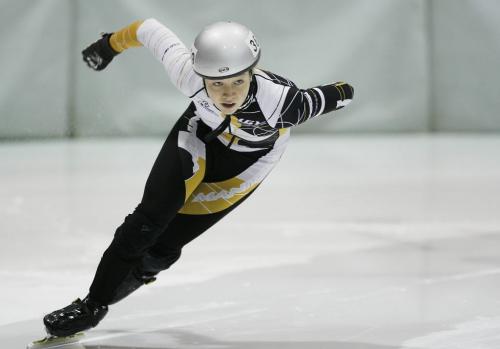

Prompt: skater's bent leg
xmin=88 ymin=210 xmax=177 ymax=305
xmin=100 ymin=247 xmax=183 ymax=305
xmin=89 ymin=112 xmax=205 ymax=305
xmin=146 ymin=138 xmax=279 ymax=274
xmin=145 ymin=187 xmax=258 ymax=272
xmin=96 ymin=193 xmax=255 ymax=306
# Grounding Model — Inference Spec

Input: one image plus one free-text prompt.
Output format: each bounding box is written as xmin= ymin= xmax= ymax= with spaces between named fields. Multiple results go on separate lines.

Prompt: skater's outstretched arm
xmin=81 ymin=19 xmax=201 ymax=96
xmin=254 ymin=70 xmax=354 ymax=129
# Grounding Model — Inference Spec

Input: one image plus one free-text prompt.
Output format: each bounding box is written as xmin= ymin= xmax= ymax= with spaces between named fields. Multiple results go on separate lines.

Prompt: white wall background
xmin=431 ymin=0 xmax=500 ymax=132
xmin=0 ymin=0 xmax=499 ymax=138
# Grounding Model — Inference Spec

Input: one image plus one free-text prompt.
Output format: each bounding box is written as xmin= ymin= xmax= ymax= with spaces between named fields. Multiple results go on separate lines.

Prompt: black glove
xmin=82 ymin=33 xmax=120 ymax=71
xmin=334 ymin=82 xmax=354 ymax=101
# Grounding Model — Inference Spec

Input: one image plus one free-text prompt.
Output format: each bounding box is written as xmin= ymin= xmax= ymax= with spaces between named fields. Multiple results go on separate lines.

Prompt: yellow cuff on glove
xmin=109 ymin=20 xmax=144 ymax=53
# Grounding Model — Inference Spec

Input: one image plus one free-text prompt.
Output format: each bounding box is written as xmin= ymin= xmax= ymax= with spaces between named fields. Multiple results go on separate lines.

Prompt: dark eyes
xmin=211 ymin=79 xmax=244 ymax=87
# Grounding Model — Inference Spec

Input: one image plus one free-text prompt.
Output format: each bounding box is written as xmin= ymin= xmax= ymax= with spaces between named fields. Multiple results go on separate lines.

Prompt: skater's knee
xmin=112 ymin=211 xmax=164 ymax=258
xmin=143 ymin=247 xmax=182 ymax=273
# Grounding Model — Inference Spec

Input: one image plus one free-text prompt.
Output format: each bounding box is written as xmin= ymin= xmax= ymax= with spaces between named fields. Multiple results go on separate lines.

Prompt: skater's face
xmin=205 ymin=71 xmax=251 ymax=115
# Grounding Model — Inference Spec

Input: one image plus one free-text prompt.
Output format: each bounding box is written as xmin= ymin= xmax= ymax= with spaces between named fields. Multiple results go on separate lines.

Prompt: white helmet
xmin=192 ymin=21 xmax=261 ymax=79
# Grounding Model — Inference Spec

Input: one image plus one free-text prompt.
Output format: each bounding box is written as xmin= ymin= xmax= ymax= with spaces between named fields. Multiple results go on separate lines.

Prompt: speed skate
xmin=27 ymin=333 xmax=84 ymax=349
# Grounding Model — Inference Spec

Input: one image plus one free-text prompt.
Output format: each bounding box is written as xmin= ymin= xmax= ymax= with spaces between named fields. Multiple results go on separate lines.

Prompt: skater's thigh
xmin=139 ymin=103 xmax=207 ymax=222
xmin=151 ymin=188 xmax=257 ymax=252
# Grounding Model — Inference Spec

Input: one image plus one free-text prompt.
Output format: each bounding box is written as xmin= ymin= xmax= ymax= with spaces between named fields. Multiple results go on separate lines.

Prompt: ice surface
xmin=1 ymin=135 xmax=500 ymax=348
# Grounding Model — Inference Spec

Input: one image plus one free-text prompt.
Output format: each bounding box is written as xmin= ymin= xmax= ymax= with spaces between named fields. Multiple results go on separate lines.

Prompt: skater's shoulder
xmin=253 ymin=68 xmax=297 ymax=88
xmin=253 ymin=68 xmax=297 ymax=113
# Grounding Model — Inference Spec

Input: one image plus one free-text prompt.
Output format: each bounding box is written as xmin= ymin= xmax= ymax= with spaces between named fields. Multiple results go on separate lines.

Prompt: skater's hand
xmin=82 ymin=33 xmax=120 ymax=71
xmin=333 ymin=82 xmax=354 ymax=101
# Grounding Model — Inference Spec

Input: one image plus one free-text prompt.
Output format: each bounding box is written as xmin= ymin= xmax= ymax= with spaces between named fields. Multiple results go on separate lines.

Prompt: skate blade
xmin=27 ymin=333 xmax=84 ymax=349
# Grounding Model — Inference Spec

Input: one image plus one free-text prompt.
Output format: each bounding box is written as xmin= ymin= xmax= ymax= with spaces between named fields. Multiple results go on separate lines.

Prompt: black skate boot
xmin=43 ymin=295 xmax=108 ymax=337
